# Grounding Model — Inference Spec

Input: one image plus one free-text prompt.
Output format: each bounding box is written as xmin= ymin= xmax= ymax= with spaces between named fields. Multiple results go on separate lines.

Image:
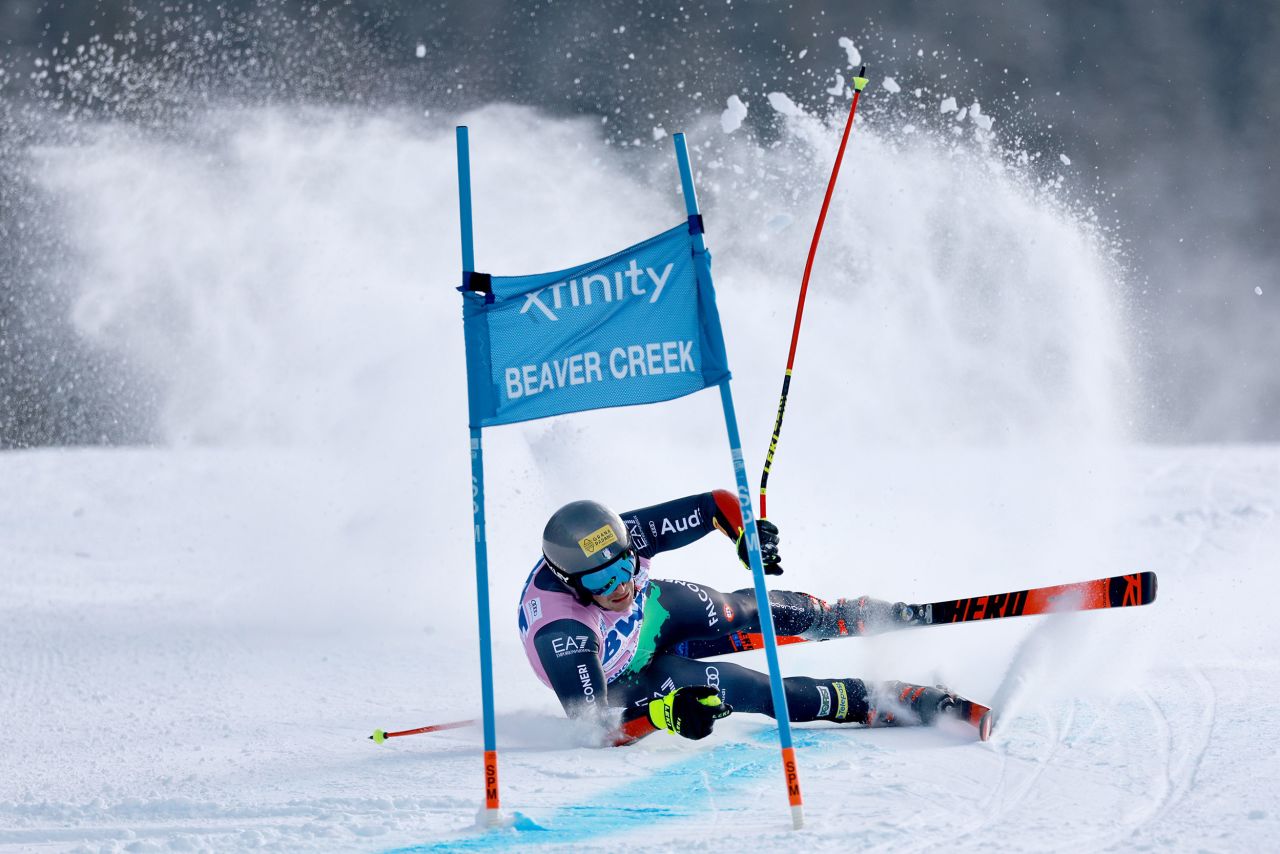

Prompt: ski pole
xmin=370 ymin=719 xmax=476 ymax=743
xmin=759 ymin=66 xmax=869 ymax=521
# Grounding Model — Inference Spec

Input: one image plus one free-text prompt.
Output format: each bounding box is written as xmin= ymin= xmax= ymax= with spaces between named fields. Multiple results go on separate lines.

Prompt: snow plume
xmin=33 ymin=101 xmax=1130 ymax=456
xmin=25 ymin=88 xmax=1134 ymax=581
xmin=26 ymin=78 xmax=1135 ymax=659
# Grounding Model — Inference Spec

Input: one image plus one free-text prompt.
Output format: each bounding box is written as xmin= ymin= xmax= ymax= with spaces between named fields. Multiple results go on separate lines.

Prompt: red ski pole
xmin=370 ymin=719 xmax=476 ymax=743
xmin=759 ymin=67 xmax=869 ymax=520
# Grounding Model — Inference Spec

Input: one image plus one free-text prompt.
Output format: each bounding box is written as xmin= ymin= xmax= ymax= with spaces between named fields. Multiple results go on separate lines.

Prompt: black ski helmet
xmin=542 ymin=499 xmax=631 ymax=593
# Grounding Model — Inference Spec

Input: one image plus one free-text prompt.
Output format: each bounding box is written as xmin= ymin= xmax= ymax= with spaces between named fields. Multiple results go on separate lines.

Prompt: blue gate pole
xmin=672 ymin=133 xmax=805 ymax=830
xmin=456 ymin=126 xmax=502 ymax=826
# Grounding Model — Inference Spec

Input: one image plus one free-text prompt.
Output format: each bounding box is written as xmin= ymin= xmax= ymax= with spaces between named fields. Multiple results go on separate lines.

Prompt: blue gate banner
xmin=460 ymin=222 xmax=731 ymax=428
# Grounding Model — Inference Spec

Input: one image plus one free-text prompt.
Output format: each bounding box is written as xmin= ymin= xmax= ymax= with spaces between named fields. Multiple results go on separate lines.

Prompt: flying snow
xmin=837 ymin=37 xmax=861 ymax=67
xmin=883 ymin=76 xmax=901 ymax=93
xmin=940 ymin=96 xmax=958 ymax=114
xmin=720 ymin=96 xmax=748 ymax=133
xmin=1060 ymin=153 xmax=1072 ymax=166
xmin=970 ymin=101 xmax=993 ymax=130
xmin=767 ymin=92 xmax=804 ymax=117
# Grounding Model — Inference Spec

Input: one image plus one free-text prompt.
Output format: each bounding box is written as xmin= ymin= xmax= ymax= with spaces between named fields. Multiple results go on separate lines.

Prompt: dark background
xmin=2 ymin=0 xmax=1276 ymax=446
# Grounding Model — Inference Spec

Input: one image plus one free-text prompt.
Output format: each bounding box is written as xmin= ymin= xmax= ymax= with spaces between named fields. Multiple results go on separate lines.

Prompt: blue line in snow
xmin=386 ymin=729 xmax=840 ymax=852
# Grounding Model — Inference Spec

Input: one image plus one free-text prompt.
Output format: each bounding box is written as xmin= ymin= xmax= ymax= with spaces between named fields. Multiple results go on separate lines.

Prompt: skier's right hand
xmin=736 ymin=519 xmax=783 ymax=575
xmin=648 ymin=686 xmax=732 ymax=740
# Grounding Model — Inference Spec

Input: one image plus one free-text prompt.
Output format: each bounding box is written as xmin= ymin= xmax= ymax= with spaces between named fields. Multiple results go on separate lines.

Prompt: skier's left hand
xmin=648 ymin=686 xmax=732 ymax=740
xmin=737 ymin=519 xmax=782 ymax=575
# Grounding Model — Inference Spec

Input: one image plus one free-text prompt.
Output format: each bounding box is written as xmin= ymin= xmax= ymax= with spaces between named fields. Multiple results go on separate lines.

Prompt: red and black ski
xmin=716 ymin=571 xmax=1157 ymax=655
xmin=951 ymin=697 xmax=995 ymax=742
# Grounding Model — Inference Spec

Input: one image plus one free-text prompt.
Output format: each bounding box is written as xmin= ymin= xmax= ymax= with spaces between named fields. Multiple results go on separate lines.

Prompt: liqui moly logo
xmin=520 ymin=261 xmax=675 ymax=321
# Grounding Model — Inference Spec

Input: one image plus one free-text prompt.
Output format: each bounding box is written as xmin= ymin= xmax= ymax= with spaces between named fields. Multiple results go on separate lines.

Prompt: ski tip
xmin=978 ymin=710 xmax=995 ymax=742
xmin=371 ymin=729 xmax=387 ymax=744
xmin=1146 ymin=571 xmax=1158 ymax=604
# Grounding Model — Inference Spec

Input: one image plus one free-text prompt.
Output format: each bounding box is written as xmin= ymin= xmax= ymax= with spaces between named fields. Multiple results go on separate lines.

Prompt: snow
xmin=720 ymin=96 xmax=747 ymax=134
xmin=837 ymin=37 xmax=861 ymax=68
xmin=415 ymin=44 xmax=426 ymax=59
xmin=767 ymin=92 xmax=803 ymax=117
xmin=940 ymin=96 xmax=958 ymax=114
xmin=1060 ymin=153 xmax=1072 ymax=166
xmin=970 ymin=101 xmax=994 ymax=131
xmin=4 ymin=446 xmax=1279 ymax=850
xmin=5 ymin=103 xmax=1278 ymax=851
xmin=883 ymin=76 xmax=901 ymax=94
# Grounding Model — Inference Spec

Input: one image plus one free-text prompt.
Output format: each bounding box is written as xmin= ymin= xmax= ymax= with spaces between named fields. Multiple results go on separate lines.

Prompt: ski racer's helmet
xmin=542 ymin=499 xmax=634 ymax=600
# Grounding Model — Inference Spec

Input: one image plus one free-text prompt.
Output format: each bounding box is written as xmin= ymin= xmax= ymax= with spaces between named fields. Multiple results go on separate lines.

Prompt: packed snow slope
xmin=3 ymin=103 xmax=1277 ymax=850
xmin=3 ymin=445 xmax=1278 ymax=851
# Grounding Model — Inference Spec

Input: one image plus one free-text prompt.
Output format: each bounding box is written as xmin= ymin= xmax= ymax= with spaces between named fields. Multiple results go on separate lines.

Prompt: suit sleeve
xmin=532 ymin=619 xmax=608 ymax=718
xmin=531 ymin=619 xmax=660 ymax=746
xmin=621 ymin=490 xmax=744 ymax=559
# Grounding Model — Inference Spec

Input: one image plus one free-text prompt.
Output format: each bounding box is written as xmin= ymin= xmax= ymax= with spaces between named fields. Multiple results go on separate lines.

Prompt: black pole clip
xmin=457 ymin=271 xmax=495 ymax=303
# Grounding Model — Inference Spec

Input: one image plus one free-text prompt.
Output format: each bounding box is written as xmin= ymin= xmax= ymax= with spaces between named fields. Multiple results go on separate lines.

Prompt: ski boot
xmin=802 ymin=596 xmax=919 ymax=639
xmin=866 ymin=681 xmax=994 ymax=741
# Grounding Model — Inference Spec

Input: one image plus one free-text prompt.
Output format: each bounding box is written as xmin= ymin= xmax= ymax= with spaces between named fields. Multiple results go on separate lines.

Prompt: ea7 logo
xmin=625 ymin=515 xmax=649 ymax=552
xmin=552 ymin=635 xmax=592 ymax=656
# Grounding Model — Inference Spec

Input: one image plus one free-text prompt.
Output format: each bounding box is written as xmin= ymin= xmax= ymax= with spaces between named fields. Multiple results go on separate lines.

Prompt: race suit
xmin=517 ymin=490 xmax=874 ymax=744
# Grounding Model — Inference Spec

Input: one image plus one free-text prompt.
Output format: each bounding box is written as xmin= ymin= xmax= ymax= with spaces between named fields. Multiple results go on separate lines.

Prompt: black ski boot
xmin=865 ymin=681 xmax=959 ymax=727
xmin=802 ymin=596 xmax=917 ymax=639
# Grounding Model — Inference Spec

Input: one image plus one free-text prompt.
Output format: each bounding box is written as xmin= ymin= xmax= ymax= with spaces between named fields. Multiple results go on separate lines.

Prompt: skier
xmin=518 ymin=490 xmax=981 ymax=745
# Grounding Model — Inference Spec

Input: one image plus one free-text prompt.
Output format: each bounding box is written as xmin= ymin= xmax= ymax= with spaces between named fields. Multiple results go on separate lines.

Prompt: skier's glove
xmin=648 ymin=686 xmax=732 ymax=740
xmin=736 ymin=519 xmax=783 ymax=575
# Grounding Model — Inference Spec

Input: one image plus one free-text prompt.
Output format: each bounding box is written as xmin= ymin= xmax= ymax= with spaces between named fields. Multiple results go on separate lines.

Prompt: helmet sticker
xmin=578 ymin=523 xmax=619 ymax=557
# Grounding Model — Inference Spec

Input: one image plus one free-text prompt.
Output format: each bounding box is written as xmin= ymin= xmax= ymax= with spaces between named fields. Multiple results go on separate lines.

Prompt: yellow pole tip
xmin=371 ymin=729 xmax=387 ymax=744
xmin=852 ymin=77 xmax=869 ymax=92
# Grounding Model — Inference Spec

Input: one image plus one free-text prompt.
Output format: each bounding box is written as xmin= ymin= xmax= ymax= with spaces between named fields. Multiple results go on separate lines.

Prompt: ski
xmin=712 ymin=571 xmax=1157 ymax=655
xmin=951 ymin=697 xmax=995 ymax=742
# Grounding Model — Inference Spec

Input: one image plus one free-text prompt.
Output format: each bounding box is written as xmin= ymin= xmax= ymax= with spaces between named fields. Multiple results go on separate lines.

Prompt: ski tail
xmin=954 ymin=699 xmax=994 ymax=742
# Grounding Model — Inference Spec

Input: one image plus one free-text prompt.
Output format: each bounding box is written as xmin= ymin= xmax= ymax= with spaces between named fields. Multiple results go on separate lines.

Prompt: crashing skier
xmin=518 ymin=490 xmax=991 ymax=745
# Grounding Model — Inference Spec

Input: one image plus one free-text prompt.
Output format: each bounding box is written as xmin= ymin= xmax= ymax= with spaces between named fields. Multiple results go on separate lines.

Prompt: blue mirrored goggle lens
xmin=577 ymin=554 xmax=636 ymax=597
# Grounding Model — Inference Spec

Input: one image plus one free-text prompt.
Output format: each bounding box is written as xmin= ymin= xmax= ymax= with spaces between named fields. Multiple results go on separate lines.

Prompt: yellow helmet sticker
xmin=578 ymin=524 xmax=619 ymax=556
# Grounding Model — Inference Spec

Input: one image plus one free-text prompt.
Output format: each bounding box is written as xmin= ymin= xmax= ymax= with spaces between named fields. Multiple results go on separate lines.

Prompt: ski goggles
xmin=575 ymin=551 xmax=637 ymax=597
